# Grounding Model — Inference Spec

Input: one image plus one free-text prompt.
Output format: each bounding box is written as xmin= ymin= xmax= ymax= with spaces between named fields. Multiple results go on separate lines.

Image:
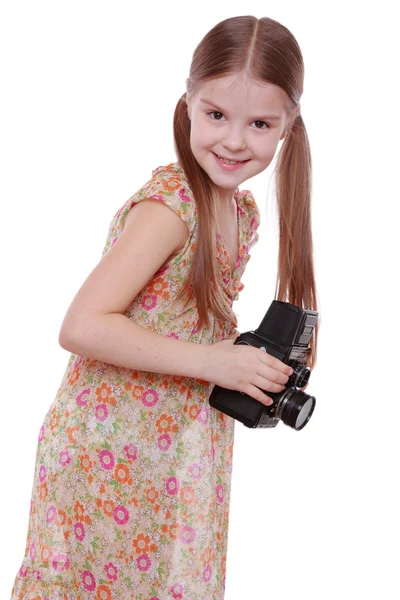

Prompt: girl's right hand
xmin=205 ymin=335 xmax=293 ymax=407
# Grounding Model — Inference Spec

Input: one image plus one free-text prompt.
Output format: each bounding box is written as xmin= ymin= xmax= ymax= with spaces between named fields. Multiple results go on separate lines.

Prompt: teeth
xmin=217 ymin=154 xmax=244 ymax=165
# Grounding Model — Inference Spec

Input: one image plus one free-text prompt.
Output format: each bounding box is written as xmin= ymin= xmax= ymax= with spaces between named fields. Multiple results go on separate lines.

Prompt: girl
xmin=10 ymin=14 xmax=318 ymax=600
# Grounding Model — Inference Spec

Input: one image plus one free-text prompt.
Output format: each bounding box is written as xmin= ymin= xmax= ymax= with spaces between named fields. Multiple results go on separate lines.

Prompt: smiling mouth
xmin=213 ymin=152 xmax=250 ymax=164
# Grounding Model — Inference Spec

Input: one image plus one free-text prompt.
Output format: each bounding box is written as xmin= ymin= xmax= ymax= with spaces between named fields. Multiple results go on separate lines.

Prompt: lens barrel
xmin=276 ymin=387 xmax=316 ymax=430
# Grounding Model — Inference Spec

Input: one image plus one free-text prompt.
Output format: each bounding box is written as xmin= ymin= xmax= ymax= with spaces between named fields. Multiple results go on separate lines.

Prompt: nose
xmin=222 ymin=125 xmax=247 ymax=153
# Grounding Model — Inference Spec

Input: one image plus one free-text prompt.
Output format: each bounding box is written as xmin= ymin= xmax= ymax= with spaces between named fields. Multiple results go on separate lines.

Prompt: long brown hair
xmin=173 ymin=15 xmax=319 ymax=369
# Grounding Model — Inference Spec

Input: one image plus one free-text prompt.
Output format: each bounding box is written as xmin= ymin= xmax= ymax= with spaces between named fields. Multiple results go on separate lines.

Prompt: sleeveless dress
xmin=10 ymin=161 xmax=260 ymax=600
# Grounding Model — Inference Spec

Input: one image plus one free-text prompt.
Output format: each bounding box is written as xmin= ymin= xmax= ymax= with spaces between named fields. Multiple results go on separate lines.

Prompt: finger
xmin=245 ymin=384 xmax=274 ymax=407
xmin=258 ymin=349 xmax=292 ymax=375
xmin=254 ymin=374 xmax=286 ymax=394
xmin=260 ymin=365 xmax=289 ymax=386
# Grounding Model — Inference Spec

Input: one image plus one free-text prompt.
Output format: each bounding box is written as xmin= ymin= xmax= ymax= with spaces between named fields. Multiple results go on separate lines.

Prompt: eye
xmin=207 ymin=111 xmax=270 ymax=129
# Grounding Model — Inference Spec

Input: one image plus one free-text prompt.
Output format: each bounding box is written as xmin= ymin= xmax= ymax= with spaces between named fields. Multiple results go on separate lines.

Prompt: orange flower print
xmin=180 ymin=485 xmax=197 ymax=505
xmin=73 ymin=500 xmax=90 ymax=524
xmin=66 ymin=425 xmax=80 ymax=444
xmin=95 ymin=382 xmax=116 ymax=406
xmin=132 ymin=532 xmax=151 ymax=555
xmin=79 ymin=453 xmax=93 ymax=473
xmin=113 ymin=463 xmax=132 ymax=486
xmin=49 ymin=412 xmax=59 ymax=430
xmin=147 ymin=276 xmax=169 ymax=296
xmin=103 ymin=499 xmax=115 ymax=517
xmin=161 ymin=175 xmax=181 ymax=191
xmin=54 ymin=508 xmax=67 ymax=527
xmin=67 ymin=367 xmax=80 ymax=386
xmin=130 ymin=384 xmax=145 ymax=401
xmin=144 ymin=486 xmax=159 ymax=504
xmin=155 ymin=413 xmax=173 ymax=434
xmin=38 ymin=481 xmax=48 ymax=502
xmin=95 ymin=584 xmax=112 ymax=600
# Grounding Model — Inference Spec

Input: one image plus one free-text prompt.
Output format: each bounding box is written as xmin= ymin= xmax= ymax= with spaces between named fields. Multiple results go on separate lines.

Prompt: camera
xmin=208 ymin=300 xmax=318 ymax=430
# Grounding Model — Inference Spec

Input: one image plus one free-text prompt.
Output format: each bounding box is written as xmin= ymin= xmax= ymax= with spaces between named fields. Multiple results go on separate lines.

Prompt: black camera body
xmin=208 ymin=300 xmax=318 ymax=431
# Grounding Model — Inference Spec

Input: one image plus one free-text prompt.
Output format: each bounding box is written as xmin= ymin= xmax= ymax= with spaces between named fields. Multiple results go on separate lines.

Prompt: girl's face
xmin=185 ymin=73 xmax=294 ymax=205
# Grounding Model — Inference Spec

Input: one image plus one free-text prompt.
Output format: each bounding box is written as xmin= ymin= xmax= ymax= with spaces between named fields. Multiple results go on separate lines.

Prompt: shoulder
xmin=137 ymin=162 xmax=196 ymax=231
xmin=101 ymin=162 xmax=196 ymax=257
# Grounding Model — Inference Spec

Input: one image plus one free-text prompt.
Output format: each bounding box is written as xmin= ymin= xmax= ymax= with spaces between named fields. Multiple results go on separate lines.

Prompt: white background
xmin=1 ymin=1 xmax=399 ymax=598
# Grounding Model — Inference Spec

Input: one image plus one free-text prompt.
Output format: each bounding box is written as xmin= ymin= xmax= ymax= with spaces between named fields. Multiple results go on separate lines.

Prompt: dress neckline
xmin=216 ymin=188 xmax=242 ymax=279
xmin=153 ymin=161 xmax=247 ymax=285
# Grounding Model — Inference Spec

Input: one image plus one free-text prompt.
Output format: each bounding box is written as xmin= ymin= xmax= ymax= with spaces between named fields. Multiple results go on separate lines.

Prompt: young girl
xmin=10 ymin=14 xmax=318 ymax=600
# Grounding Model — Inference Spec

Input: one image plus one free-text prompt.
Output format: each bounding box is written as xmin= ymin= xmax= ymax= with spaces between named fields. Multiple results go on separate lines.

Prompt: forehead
xmin=194 ymin=74 xmax=288 ymax=114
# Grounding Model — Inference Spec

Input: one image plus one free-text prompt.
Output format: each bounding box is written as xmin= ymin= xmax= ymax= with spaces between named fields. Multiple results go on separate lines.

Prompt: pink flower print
xmin=82 ymin=569 xmax=96 ymax=592
xmin=141 ymin=388 xmax=159 ymax=408
xmin=123 ymin=443 xmax=138 ymax=461
xmin=136 ymin=553 xmax=152 ymax=572
xmin=165 ymin=476 xmax=180 ymax=495
xmin=140 ymin=293 xmax=157 ymax=311
xmin=149 ymin=597 xmax=161 ymax=600
xmin=203 ymin=564 xmax=212 ymax=582
xmin=178 ymin=524 xmax=196 ymax=544
xmin=95 ymin=403 xmax=109 ymax=421
xmin=167 ymin=332 xmax=180 ymax=339
xmin=74 ymin=522 xmax=86 ymax=541
xmin=76 ymin=387 xmax=90 ymax=406
xmin=188 ymin=463 xmax=202 ymax=481
xmin=157 ymin=432 xmax=172 ymax=452
xmin=38 ymin=425 xmax=45 ymax=444
xmin=99 ymin=449 xmax=115 ymax=470
xmin=170 ymin=581 xmax=185 ymax=598
xmin=29 ymin=542 xmax=36 ymax=561
xmin=51 ymin=552 xmax=70 ymax=572
xmin=19 ymin=566 xmax=28 ymax=577
xmin=39 ymin=465 xmax=47 ymax=483
xmin=113 ymin=504 xmax=130 ymax=525
xmin=179 ymin=187 xmax=191 ymax=203
xmin=73 ymin=355 xmax=84 ymax=369
xmin=149 ymin=193 xmax=163 ymax=201
xmin=196 ymin=405 xmax=209 ymax=425
xmin=59 ymin=449 xmax=71 ymax=467
xmin=104 ymin=561 xmax=119 ymax=581
xmin=46 ymin=504 xmax=57 ymax=524
xmin=112 ymin=236 xmax=119 ymax=246
xmin=216 ymin=484 xmax=224 ymax=504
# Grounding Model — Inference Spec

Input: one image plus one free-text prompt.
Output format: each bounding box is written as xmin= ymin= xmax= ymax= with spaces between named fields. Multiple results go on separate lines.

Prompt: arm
xmin=59 ymin=198 xmax=209 ymax=380
xmin=59 ymin=313 xmax=209 ymax=380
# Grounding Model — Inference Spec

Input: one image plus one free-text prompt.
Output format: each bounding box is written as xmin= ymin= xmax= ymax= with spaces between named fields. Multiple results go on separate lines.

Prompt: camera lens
xmin=278 ymin=388 xmax=316 ymax=430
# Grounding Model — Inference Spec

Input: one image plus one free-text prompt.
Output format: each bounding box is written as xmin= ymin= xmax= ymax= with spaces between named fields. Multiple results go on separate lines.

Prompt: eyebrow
xmin=200 ymin=98 xmax=282 ymax=121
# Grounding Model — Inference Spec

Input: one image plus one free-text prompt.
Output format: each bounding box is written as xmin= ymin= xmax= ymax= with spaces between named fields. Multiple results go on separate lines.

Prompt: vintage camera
xmin=209 ymin=300 xmax=318 ymax=430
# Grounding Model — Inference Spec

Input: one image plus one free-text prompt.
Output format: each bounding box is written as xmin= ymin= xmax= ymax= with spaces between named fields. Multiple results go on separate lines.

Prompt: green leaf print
xmin=110 ymin=480 xmax=123 ymax=492
xmin=112 ymin=420 xmax=122 ymax=433
xmin=167 ymin=466 xmax=176 ymax=476
xmin=90 ymin=538 xmax=100 ymax=554
xmin=101 ymin=439 xmax=111 ymax=450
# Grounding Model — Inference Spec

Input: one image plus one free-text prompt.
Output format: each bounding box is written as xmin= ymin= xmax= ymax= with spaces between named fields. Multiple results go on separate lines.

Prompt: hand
xmin=204 ymin=335 xmax=293 ymax=407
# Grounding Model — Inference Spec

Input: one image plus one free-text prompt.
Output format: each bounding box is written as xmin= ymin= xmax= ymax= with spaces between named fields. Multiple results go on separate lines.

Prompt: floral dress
xmin=10 ymin=161 xmax=260 ymax=600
